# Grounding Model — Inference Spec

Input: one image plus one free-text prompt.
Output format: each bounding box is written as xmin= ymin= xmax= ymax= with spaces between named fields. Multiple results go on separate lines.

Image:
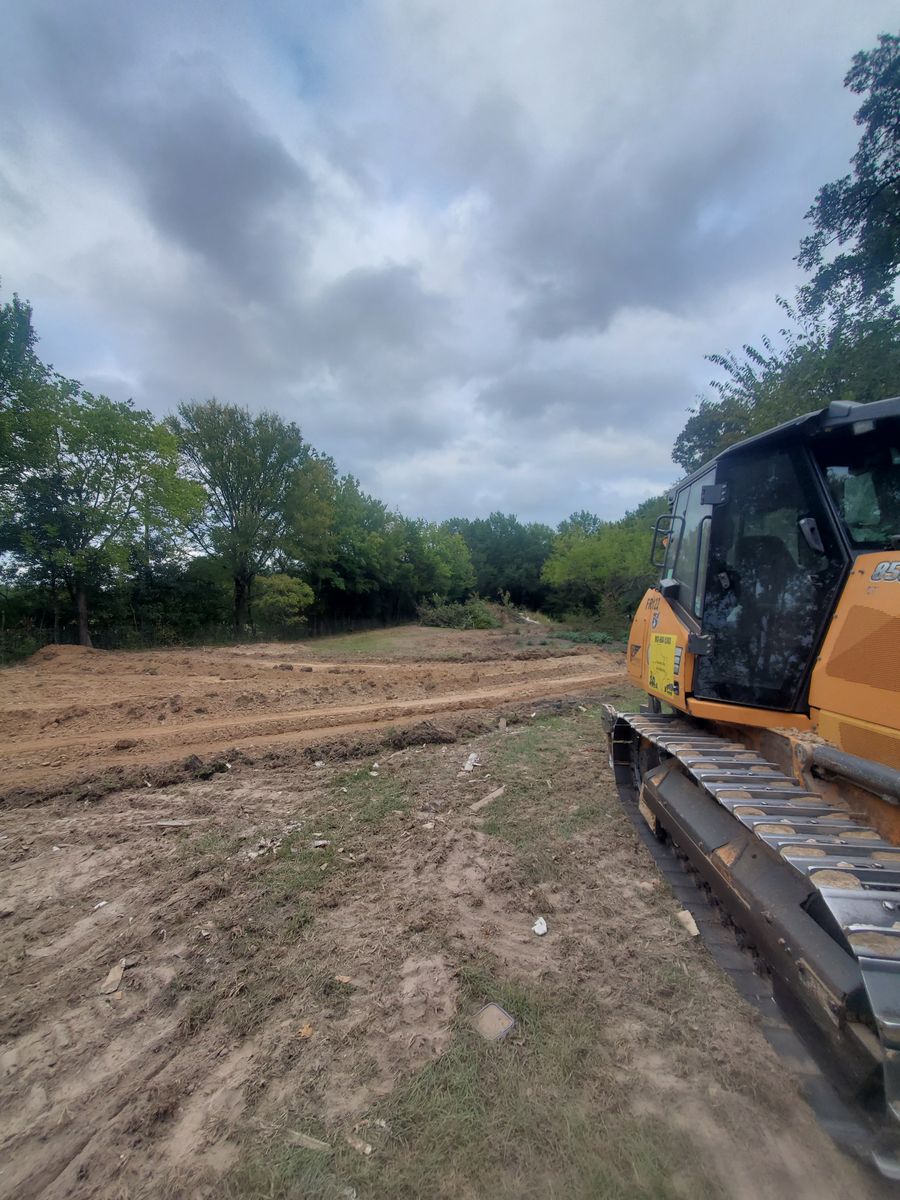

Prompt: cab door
xmin=693 ymin=446 xmax=846 ymax=711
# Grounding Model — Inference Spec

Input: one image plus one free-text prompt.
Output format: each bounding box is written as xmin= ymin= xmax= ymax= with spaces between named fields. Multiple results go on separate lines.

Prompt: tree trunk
xmin=51 ymin=569 xmax=60 ymax=645
xmin=234 ymin=574 xmax=250 ymax=636
xmin=76 ymin=587 xmax=92 ymax=648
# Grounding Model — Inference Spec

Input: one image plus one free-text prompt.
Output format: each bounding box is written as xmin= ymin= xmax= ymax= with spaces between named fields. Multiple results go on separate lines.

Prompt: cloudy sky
xmin=0 ymin=2 xmax=895 ymax=524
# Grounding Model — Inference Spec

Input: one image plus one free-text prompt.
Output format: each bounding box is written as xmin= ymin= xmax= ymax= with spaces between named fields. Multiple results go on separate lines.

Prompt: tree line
xmin=0 ymin=32 xmax=896 ymax=656
xmin=0 ymin=299 xmax=665 ymax=653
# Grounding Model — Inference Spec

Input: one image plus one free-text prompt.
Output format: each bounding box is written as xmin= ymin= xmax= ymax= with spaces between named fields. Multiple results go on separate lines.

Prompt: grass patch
xmin=551 ymin=629 xmax=614 ymax=645
xmin=332 ymin=766 xmax=410 ymax=825
xmin=474 ymin=707 xmax=635 ymax=880
xmin=181 ymin=990 xmax=217 ymax=1034
xmin=263 ymin=850 xmax=334 ymax=900
xmin=302 ymin=629 xmax=417 ymax=656
xmin=225 ymin=962 xmax=717 ymax=1200
xmin=479 ymin=714 xmax=587 ymax=879
xmin=184 ymin=830 xmax=244 ymax=858
xmin=244 ymin=767 xmax=411 ymax=941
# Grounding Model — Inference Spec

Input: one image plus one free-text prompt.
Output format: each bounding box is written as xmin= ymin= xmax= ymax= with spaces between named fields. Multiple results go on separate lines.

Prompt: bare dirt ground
xmin=0 ymin=628 xmax=890 ymax=1199
xmin=0 ymin=626 xmax=623 ymax=806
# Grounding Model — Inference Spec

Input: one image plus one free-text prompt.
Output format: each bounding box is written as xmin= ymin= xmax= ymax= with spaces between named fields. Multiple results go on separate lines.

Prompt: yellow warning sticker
xmin=648 ymin=633 xmax=678 ymax=697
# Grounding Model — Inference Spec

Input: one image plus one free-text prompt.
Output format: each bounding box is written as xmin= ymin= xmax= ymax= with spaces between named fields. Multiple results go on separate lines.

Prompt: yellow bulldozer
xmin=604 ymin=397 xmax=900 ymax=1175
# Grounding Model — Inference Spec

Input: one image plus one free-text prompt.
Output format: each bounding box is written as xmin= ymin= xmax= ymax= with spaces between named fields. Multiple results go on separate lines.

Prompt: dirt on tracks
xmin=0 ymin=627 xmax=626 ymax=806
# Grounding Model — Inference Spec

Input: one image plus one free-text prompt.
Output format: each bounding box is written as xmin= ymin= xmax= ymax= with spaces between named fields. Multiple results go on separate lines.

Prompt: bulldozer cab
xmin=656 ymin=399 xmax=900 ymax=713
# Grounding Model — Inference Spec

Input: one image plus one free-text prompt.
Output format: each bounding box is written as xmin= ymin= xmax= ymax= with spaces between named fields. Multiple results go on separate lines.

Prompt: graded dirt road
xmin=0 ymin=628 xmax=888 ymax=1200
xmin=0 ymin=626 xmax=627 ymax=805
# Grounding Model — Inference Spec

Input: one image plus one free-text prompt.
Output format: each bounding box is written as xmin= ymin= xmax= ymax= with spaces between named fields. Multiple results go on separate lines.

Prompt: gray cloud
xmin=13 ymin=6 xmax=312 ymax=299
xmin=128 ymin=76 xmax=312 ymax=298
xmin=307 ymin=265 xmax=453 ymax=372
xmin=0 ymin=1 xmax=896 ymax=524
xmin=475 ymin=364 xmax=687 ymax=429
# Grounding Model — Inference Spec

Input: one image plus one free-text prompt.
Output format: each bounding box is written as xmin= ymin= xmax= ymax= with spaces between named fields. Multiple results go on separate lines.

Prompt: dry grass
xmin=225 ymin=959 xmax=717 ymax=1200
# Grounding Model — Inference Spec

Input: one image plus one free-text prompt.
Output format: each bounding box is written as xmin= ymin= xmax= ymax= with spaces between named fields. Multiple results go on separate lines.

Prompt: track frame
xmin=604 ymin=704 xmax=900 ymax=1179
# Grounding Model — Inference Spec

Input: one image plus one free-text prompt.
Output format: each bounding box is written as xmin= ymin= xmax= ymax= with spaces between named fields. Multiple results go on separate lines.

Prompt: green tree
xmin=1 ymin=383 xmax=195 ymax=645
xmin=423 ymin=524 xmax=475 ymax=601
xmin=170 ymin=400 xmax=328 ymax=633
xmin=385 ymin=519 xmax=476 ymax=614
xmin=444 ymin=513 xmax=554 ymax=608
xmin=254 ymin=573 xmax=315 ymax=628
xmin=0 ymin=286 xmax=53 ymax=504
xmin=542 ymin=495 xmax=669 ymax=626
xmin=798 ymin=32 xmax=900 ymax=315
xmin=303 ymin=476 xmax=394 ymax=620
xmin=279 ymin=449 xmax=337 ymax=578
xmin=557 ymin=510 xmax=604 ymax=537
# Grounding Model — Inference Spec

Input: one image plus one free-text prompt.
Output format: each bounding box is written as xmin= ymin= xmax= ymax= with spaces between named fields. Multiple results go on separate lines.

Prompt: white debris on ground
xmin=676 ymin=910 xmax=700 ymax=937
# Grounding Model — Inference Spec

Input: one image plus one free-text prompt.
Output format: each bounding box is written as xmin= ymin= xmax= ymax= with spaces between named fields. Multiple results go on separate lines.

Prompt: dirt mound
xmin=1 ymin=632 xmax=629 ymax=804
xmin=26 ymin=644 xmax=100 ymax=668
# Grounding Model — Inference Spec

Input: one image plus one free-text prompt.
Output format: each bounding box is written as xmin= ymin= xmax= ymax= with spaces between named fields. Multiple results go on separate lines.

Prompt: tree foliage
xmin=542 ymin=496 xmax=669 ymax=627
xmin=0 ymin=287 xmax=53 ymax=504
xmin=444 ymin=513 xmax=555 ymax=609
xmin=798 ymin=32 xmax=900 ymax=316
xmin=673 ymin=301 xmax=900 ymax=472
xmin=169 ymin=400 xmax=327 ymax=632
xmin=1 ymin=380 xmax=195 ymax=644
xmin=254 ymin=573 xmax=315 ymax=628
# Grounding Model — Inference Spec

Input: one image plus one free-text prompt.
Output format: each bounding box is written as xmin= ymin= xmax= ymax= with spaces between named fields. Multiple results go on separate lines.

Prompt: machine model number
xmin=872 ymin=561 xmax=900 ymax=582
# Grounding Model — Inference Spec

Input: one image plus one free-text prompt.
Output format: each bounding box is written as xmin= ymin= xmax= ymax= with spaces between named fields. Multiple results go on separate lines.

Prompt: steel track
xmin=606 ymin=707 xmax=898 ymax=1178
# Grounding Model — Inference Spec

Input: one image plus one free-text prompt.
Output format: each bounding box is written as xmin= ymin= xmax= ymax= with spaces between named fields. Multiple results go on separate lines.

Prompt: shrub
xmin=417 ymin=595 xmax=501 ymax=630
xmin=551 ymin=630 xmax=613 ymax=645
xmin=254 ymin=574 xmax=315 ymax=628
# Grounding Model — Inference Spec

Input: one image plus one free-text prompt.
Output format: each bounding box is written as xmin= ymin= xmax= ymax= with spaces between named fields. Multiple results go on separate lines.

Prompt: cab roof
xmin=672 ymin=395 xmax=900 ymax=495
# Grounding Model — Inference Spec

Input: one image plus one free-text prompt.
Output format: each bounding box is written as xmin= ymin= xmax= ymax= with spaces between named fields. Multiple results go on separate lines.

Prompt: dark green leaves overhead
xmin=675 ymin=33 xmax=900 ymax=476
xmin=798 ymin=32 xmax=900 ymax=316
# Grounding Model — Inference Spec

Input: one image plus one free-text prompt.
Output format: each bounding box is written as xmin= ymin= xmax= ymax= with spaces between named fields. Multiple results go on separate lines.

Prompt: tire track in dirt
xmin=1 ymin=669 xmax=624 ymax=793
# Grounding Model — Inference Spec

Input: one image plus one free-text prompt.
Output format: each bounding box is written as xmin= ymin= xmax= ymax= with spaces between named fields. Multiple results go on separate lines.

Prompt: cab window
xmin=813 ymin=417 xmax=900 ymax=550
xmin=663 ymin=470 xmax=714 ymax=619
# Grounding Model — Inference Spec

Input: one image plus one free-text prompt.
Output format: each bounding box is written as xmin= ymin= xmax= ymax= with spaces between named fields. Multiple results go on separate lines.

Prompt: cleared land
xmin=0 ymin=626 xmax=625 ymax=806
xmin=0 ymin=628 xmax=888 ymax=1199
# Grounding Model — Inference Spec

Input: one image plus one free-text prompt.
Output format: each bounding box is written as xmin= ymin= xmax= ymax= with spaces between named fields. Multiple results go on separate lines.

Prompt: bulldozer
xmin=604 ymin=396 xmax=900 ymax=1175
